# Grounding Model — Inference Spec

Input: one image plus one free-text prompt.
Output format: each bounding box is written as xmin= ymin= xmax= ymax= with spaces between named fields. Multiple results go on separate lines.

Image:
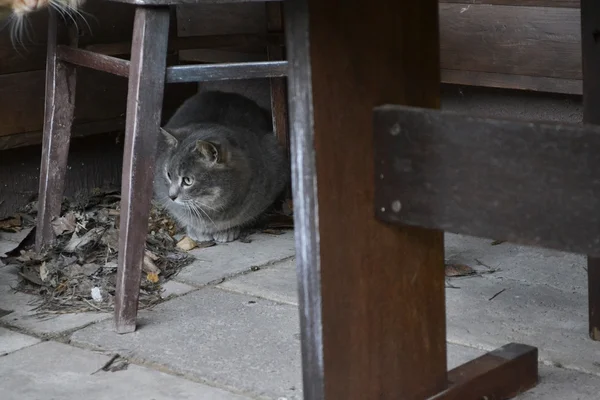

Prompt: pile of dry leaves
xmin=0 ymin=188 xmax=294 ymax=316
xmin=1 ymin=189 xmax=194 ymax=314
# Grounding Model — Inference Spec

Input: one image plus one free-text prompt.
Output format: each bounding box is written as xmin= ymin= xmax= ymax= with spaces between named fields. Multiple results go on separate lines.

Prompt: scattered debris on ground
xmin=0 ymin=189 xmax=294 ymax=316
xmin=1 ymin=189 xmax=193 ymax=315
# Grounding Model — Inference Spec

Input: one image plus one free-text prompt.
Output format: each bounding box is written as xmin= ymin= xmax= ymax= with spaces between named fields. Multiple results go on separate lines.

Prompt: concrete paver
xmin=71 ymin=288 xmax=302 ymax=400
xmin=174 ymin=232 xmax=295 ymax=287
xmin=0 ymin=326 xmax=40 ymax=355
xmin=2 ymin=230 xmax=600 ymax=399
xmin=218 ymin=258 xmax=297 ymax=306
xmin=0 ymin=341 xmax=251 ymax=400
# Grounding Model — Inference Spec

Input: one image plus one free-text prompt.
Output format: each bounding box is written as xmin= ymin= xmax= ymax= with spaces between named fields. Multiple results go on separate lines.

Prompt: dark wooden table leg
xmin=36 ymin=10 xmax=77 ymax=251
xmin=285 ymin=0 xmax=447 ymax=398
xmin=581 ymin=0 xmax=600 ymax=341
xmin=114 ymin=6 xmax=170 ymax=334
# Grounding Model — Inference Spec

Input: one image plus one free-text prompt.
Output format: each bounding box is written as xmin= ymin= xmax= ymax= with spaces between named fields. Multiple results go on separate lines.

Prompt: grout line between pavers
xmin=214 ymin=285 xmax=299 ymax=308
xmin=63 ymin=338 xmax=265 ymax=400
xmin=0 ymin=337 xmax=44 ymax=358
xmin=172 ymin=255 xmax=295 ymax=289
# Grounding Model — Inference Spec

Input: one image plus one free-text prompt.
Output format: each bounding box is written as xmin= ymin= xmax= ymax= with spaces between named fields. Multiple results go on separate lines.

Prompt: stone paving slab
xmin=0 ymin=326 xmax=40 ymax=355
xmin=446 ymin=275 xmax=600 ymax=375
xmin=0 ymin=265 xmax=109 ymax=336
xmin=71 ymin=288 xmax=302 ymax=400
xmin=175 ymin=232 xmax=295 ymax=287
xmin=218 ymin=258 xmax=297 ymax=306
xmin=445 ymin=233 xmax=586 ymax=293
xmin=0 ymin=341 xmax=251 ymax=400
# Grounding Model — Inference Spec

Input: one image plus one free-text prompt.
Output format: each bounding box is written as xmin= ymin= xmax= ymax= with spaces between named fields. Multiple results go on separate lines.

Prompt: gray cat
xmin=153 ymin=90 xmax=289 ymax=243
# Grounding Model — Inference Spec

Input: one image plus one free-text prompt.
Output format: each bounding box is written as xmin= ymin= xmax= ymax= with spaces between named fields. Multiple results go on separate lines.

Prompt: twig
xmin=488 ymin=288 xmax=506 ymax=301
xmin=91 ymin=354 xmax=120 ymax=375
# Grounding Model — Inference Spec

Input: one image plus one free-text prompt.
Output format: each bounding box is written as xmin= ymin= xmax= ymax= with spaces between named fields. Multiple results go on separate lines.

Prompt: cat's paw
xmin=186 ymin=228 xmax=213 ymax=243
xmin=212 ymin=228 xmax=241 ymax=243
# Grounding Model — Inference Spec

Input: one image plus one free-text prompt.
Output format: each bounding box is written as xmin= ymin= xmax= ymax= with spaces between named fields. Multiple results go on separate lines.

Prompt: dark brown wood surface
xmin=440 ymin=0 xmax=578 ymax=7
xmin=374 ymin=105 xmax=600 ymax=256
xmin=429 ymin=343 xmax=538 ymax=400
xmin=36 ymin=12 xmax=78 ymax=250
xmin=581 ymin=0 xmax=600 ymax=341
xmin=114 ymin=7 xmax=171 ymax=334
xmin=285 ymin=0 xmax=447 ymax=398
xmin=440 ymin=4 xmax=581 ymax=80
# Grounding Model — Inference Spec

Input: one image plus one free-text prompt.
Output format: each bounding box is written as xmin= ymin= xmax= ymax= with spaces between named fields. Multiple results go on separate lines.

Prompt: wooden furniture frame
xmin=284 ymin=0 xmax=598 ymax=398
xmin=35 ymin=0 xmax=597 ymax=397
xmin=35 ymin=0 xmax=287 ymax=334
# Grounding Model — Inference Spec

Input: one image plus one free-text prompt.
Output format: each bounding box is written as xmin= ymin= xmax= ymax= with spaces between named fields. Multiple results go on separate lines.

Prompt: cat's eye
xmin=167 ymin=172 xmax=172 ymax=180
xmin=182 ymin=177 xmax=193 ymax=186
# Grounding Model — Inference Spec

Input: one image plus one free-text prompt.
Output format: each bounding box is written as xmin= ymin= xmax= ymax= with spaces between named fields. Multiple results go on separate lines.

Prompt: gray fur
xmin=153 ymin=90 xmax=288 ymax=243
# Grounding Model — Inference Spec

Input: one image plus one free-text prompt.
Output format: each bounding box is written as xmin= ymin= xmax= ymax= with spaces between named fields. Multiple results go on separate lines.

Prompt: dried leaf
xmin=0 ymin=215 xmax=22 ymax=232
xmin=64 ymin=227 xmax=106 ymax=253
xmin=176 ymin=236 xmax=197 ymax=251
xmin=142 ymin=255 xmax=160 ymax=275
xmin=146 ymin=272 xmax=159 ymax=283
xmin=445 ymin=263 xmax=476 ymax=277
xmin=51 ymin=212 xmax=77 ymax=236
xmin=144 ymin=250 xmax=159 ymax=261
xmin=39 ymin=262 xmax=50 ymax=282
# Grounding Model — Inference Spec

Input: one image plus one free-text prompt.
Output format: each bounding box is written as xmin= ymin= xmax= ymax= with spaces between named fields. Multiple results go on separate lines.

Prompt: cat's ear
xmin=160 ymin=127 xmax=178 ymax=148
xmin=195 ymin=140 xmax=222 ymax=164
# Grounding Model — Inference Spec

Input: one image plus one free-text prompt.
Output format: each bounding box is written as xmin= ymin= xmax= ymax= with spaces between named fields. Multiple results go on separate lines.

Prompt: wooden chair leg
xmin=581 ymin=0 xmax=600 ymax=342
xmin=36 ymin=10 xmax=77 ymax=252
xmin=114 ymin=6 xmax=170 ymax=334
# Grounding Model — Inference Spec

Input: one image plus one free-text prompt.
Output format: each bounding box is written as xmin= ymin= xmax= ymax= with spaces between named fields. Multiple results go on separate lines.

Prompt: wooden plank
xmin=374 ymin=105 xmax=600 ymax=256
xmin=440 ymin=0 xmax=579 ymax=7
xmin=441 ymin=69 xmax=583 ymax=95
xmin=0 ymin=69 xmax=194 ymax=141
xmin=440 ymin=4 xmax=581 ymax=80
xmin=285 ymin=0 xmax=447 ymax=398
xmin=429 ymin=344 xmax=538 ymax=400
xmin=581 ymin=0 xmax=600 ymax=341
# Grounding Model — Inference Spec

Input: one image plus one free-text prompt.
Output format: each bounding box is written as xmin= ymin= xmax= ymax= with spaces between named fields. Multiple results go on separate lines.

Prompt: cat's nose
xmin=169 ymin=194 xmax=177 ymax=201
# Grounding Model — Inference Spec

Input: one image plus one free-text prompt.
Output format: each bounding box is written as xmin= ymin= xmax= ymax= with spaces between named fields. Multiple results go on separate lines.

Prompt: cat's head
xmin=157 ymin=127 xmax=245 ymax=212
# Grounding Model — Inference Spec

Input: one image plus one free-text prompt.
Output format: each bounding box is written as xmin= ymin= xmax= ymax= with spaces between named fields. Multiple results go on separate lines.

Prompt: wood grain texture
xmin=288 ymin=0 xmax=447 ymax=398
xmin=441 ymin=69 xmax=583 ymax=95
xmin=36 ymin=11 xmax=78 ymax=250
xmin=374 ymin=105 xmax=600 ymax=256
xmin=440 ymin=0 xmax=579 ymax=7
xmin=430 ymin=343 xmax=538 ymax=400
xmin=114 ymin=7 xmax=171 ymax=334
xmin=440 ymin=4 xmax=581 ymax=86
xmin=581 ymin=0 xmax=600 ymax=341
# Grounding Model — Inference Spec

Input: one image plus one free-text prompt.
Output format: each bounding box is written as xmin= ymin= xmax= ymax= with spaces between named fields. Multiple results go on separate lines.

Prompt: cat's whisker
xmin=50 ymin=0 xmax=81 ymax=35
xmin=51 ymin=0 xmax=93 ymax=35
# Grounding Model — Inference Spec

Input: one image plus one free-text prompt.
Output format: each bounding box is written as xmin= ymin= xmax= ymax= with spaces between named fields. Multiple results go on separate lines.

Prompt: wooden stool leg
xmin=114 ymin=6 xmax=170 ymax=334
xmin=36 ymin=10 xmax=77 ymax=252
xmin=285 ymin=0 xmax=447 ymax=398
xmin=581 ymin=0 xmax=600 ymax=341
